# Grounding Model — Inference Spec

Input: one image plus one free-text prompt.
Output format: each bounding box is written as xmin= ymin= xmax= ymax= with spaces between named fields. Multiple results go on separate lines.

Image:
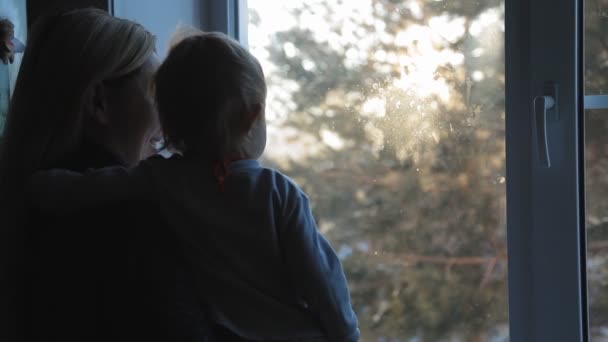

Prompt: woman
xmin=0 ymin=9 xmax=208 ymax=341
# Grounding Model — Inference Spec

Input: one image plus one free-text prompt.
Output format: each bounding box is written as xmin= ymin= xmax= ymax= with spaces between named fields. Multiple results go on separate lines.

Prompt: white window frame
xmin=213 ymin=0 xmax=591 ymax=340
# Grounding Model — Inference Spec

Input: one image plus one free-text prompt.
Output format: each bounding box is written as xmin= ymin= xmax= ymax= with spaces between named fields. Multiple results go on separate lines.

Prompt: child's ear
xmin=244 ymin=103 xmax=265 ymax=131
xmin=85 ymin=83 xmax=110 ymax=126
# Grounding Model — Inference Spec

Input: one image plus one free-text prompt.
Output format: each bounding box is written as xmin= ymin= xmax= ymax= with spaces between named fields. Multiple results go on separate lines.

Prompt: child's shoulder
xmin=258 ymin=165 xmax=308 ymax=200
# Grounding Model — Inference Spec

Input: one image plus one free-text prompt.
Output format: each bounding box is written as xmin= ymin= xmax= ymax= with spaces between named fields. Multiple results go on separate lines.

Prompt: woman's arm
xmin=27 ymin=166 xmax=151 ymax=215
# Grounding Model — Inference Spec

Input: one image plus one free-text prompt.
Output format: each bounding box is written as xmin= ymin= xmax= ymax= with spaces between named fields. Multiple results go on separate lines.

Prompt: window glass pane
xmin=0 ymin=0 xmax=27 ymax=135
xmin=0 ymin=61 xmax=9 ymax=135
xmin=587 ymin=109 xmax=608 ymax=341
xmin=586 ymin=0 xmax=608 ymax=95
xmin=113 ymin=0 xmax=202 ymax=59
xmin=586 ymin=0 xmax=608 ymax=339
xmin=248 ymin=0 xmax=507 ymax=340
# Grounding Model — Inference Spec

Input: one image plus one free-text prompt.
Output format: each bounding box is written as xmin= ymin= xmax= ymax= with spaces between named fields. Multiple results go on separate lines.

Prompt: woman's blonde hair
xmin=0 ymin=8 xmax=154 ymax=337
xmin=155 ymin=31 xmax=267 ymax=158
xmin=1 ymin=8 xmax=155 ymax=179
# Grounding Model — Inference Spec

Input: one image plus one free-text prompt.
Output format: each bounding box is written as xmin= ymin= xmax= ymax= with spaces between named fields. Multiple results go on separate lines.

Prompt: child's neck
xmin=221 ymin=155 xmax=254 ymax=163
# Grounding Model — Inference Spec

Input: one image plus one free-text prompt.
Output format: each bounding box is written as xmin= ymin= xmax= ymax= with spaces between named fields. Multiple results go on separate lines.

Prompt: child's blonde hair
xmin=155 ymin=31 xmax=267 ymax=158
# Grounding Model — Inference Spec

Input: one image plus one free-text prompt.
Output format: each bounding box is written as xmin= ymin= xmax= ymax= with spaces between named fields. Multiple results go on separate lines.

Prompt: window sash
xmin=506 ymin=0 xmax=587 ymax=340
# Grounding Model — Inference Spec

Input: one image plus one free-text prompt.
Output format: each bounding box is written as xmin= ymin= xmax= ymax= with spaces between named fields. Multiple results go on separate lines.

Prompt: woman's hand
xmin=1 ymin=18 xmax=15 ymax=65
xmin=1 ymin=18 xmax=24 ymax=65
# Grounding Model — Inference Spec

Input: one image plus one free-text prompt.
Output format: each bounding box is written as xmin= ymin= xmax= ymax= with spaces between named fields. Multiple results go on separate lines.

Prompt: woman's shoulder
xmin=138 ymin=152 xmax=184 ymax=170
xmin=138 ymin=152 xmax=200 ymax=180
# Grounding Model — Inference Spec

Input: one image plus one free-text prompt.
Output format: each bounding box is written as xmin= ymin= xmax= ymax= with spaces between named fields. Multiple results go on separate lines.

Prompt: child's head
xmin=155 ymin=31 xmax=267 ymax=160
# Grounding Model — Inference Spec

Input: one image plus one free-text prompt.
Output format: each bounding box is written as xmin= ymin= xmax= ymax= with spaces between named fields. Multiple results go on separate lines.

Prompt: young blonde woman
xmin=0 ymin=9 xmax=210 ymax=341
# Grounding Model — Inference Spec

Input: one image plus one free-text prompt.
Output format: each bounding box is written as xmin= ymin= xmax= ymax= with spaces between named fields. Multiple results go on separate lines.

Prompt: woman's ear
xmin=85 ymin=83 xmax=110 ymax=126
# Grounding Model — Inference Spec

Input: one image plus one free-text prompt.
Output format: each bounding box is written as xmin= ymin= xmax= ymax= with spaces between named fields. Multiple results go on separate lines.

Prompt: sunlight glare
xmin=321 ymin=129 xmax=346 ymax=150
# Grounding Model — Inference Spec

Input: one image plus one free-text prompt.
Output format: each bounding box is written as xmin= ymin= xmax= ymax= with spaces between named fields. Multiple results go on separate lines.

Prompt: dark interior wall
xmin=26 ymin=0 xmax=111 ymax=28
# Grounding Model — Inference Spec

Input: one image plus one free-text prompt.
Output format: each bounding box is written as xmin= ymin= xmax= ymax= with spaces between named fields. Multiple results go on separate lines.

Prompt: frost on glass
xmin=249 ymin=0 xmax=507 ymax=340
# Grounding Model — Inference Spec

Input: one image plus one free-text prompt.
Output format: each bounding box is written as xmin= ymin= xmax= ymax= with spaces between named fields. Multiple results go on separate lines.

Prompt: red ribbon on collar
xmin=212 ymin=156 xmax=247 ymax=191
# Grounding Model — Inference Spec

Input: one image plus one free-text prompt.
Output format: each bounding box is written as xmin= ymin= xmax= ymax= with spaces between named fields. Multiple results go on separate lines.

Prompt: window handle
xmin=534 ymin=95 xmax=555 ymax=168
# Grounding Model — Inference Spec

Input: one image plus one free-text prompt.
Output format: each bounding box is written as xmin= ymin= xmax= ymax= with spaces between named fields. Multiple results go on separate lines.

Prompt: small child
xmin=30 ymin=31 xmax=359 ymax=341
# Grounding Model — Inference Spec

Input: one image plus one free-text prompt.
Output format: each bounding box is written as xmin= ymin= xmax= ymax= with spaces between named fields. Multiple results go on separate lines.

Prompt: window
xmin=585 ymin=0 xmax=608 ymax=340
xmin=113 ymin=0 xmax=203 ymax=58
xmin=248 ymin=1 xmax=507 ymax=340
xmin=109 ymin=0 xmax=589 ymax=339
xmin=587 ymin=109 xmax=608 ymax=340
xmin=0 ymin=0 xmax=27 ymax=135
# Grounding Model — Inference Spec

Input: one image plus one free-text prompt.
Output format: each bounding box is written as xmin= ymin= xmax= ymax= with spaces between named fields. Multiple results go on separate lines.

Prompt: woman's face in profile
xmin=102 ymin=55 xmax=161 ymax=164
